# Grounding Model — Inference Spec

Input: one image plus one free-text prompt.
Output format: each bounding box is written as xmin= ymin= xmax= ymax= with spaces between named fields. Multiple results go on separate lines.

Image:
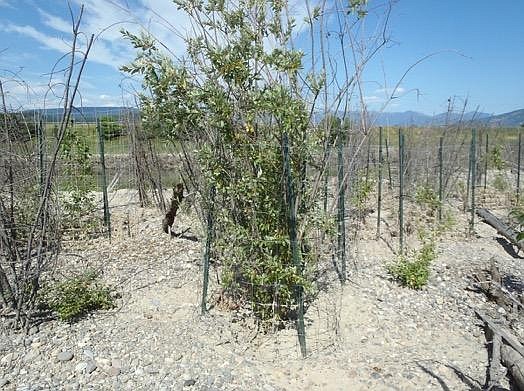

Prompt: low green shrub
xmin=351 ymin=172 xmax=375 ymax=213
xmin=59 ymin=122 xmax=101 ymax=237
xmin=415 ymin=185 xmax=440 ymax=213
xmin=493 ymin=173 xmax=508 ymax=192
xmin=489 ymin=145 xmax=506 ymax=170
xmin=510 ymin=206 xmax=524 ymax=241
xmin=39 ymin=271 xmax=115 ymax=321
xmin=60 ymin=188 xmax=100 ymax=232
xmin=437 ymin=209 xmax=456 ymax=234
xmin=100 ymin=116 xmax=125 ymax=140
xmin=388 ymin=241 xmax=436 ymax=289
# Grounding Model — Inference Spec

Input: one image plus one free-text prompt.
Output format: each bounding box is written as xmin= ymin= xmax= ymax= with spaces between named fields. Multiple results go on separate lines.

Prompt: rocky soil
xmin=1 ymin=189 xmax=523 ymax=391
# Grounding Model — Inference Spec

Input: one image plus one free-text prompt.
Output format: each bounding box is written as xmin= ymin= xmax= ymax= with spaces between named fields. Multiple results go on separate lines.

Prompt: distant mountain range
xmin=364 ymin=109 xmax=524 ymax=127
xmin=23 ymin=107 xmax=139 ymax=123
xmin=22 ymin=106 xmax=524 ymax=127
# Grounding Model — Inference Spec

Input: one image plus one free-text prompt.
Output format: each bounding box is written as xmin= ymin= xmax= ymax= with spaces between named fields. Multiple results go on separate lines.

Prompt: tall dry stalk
xmin=0 ymin=5 xmax=93 ymax=329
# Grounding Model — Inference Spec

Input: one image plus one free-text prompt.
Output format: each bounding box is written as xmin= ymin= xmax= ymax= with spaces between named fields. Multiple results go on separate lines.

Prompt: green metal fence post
xmin=465 ymin=134 xmax=472 ymax=213
xmin=337 ymin=131 xmax=346 ymax=284
xmin=201 ymin=185 xmax=215 ymax=315
xmin=469 ymin=128 xmax=477 ymax=234
xmin=517 ymin=131 xmax=522 ymax=202
xmin=398 ymin=129 xmax=405 ymax=254
xmin=484 ymin=133 xmax=489 ymax=191
xmin=385 ymin=130 xmax=393 ymax=190
xmin=323 ymin=141 xmax=331 ymax=214
xmin=376 ymin=127 xmax=383 ymax=238
xmin=365 ymin=135 xmax=371 ymax=184
xmin=97 ymin=118 xmax=111 ymax=240
xmin=283 ymin=133 xmax=307 ymax=358
xmin=37 ymin=119 xmax=45 ymax=196
xmin=438 ymin=136 xmax=443 ymax=221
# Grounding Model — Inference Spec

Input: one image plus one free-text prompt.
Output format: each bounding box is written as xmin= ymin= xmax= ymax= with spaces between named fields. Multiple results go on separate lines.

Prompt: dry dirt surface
xmin=1 ymin=189 xmax=523 ymax=391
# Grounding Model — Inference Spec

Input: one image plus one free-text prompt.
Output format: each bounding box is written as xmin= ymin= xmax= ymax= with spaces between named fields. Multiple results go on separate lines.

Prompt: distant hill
xmin=347 ymin=109 xmax=523 ymax=127
xmin=365 ymin=110 xmax=493 ymax=127
xmin=481 ymin=109 xmax=524 ymax=127
xmin=21 ymin=106 xmax=524 ymax=127
xmin=370 ymin=111 xmax=433 ymax=126
xmin=431 ymin=111 xmax=492 ymax=125
xmin=23 ymin=107 xmax=139 ymax=123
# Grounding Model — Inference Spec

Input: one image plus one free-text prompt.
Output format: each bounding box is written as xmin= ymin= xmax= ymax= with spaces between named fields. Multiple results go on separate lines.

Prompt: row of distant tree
xmin=1 ymin=113 xmax=125 ymax=141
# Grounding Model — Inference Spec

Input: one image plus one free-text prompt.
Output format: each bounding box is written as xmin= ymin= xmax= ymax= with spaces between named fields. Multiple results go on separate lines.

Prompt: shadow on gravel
xmin=171 ymin=227 xmax=199 ymax=242
xmin=417 ymin=364 xmax=452 ymax=391
xmin=417 ymin=362 xmax=485 ymax=391
xmin=502 ymin=274 xmax=524 ymax=295
xmin=443 ymin=364 xmax=483 ymax=391
xmin=495 ymin=238 xmax=523 ymax=259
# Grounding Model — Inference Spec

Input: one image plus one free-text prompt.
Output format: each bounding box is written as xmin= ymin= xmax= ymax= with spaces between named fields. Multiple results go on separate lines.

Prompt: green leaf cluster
xmin=61 ymin=125 xmax=92 ymax=177
xmin=492 ymin=173 xmax=508 ymax=192
xmin=59 ymin=124 xmax=99 ymax=234
xmin=121 ymin=0 xmax=329 ymax=321
xmin=388 ymin=240 xmax=436 ymax=290
xmin=415 ymin=185 xmax=440 ymax=213
xmin=100 ymin=116 xmax=125 ymax=140
xmin=510 ymin=206 xmax=524 ymax=242
xmin=489 ymin=145 xmax=506 ymax=170
xmin=351 ymin=171 xmax=374 ymax=212
xmin=39 ymin=271 xmax=115 ymax=322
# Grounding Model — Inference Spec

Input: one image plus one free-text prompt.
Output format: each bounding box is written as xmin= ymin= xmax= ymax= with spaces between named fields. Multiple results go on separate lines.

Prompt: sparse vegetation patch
xmin=38 ymin=270 xmax=115 ymax=322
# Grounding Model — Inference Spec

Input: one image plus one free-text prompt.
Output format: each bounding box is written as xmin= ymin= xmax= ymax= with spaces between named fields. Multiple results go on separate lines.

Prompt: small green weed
xmin=351 ymin=173 xmax=375 ymax=213
xmin=489 ymin=145 xmax=506 ymax=170
xmin=492 ymin=174 xmax=508 ymax=192
xmin=510 ymin=206 xmax=524 ymax=242
xmin=437 ymin=209 xmax=456 ymax=234
xmin=39 ymin=271 xmax=115 ymax=321
xmin=388 ymin=241 xmax=436 ymax=289
xmin=60 ymin=189 xmax=99 ymax=231
xmin=415 ymin=185 xmax=440 ymax=213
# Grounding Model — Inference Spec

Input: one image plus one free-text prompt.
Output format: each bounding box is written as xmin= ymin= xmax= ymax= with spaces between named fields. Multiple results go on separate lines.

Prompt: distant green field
xmin=11 ymin=121 xmax=522 ymax=192
xmin=40 ymin=123 xmax=174 ymax=155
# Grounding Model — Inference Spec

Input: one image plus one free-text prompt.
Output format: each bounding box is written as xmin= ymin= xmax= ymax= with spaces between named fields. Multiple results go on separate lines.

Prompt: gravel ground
xmin=1 ymin=189 xmax=523 ymax=391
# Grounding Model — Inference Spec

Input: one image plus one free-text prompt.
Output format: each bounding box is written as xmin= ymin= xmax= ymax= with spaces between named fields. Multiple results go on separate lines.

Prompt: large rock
xmin=57 ymin=351 xmax=74 ymax=362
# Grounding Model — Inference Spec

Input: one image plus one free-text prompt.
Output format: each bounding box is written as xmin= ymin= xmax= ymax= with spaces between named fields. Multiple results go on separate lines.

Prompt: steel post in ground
xmin=398 ymin=129 xmax=405 ymax=254
xmin=517 ymin=131 xmax=522 ymax=202
xmin=484 ymin=133 xmax=489 ymax=191
xmin=37 ymin=119 xmax=46 ymax=196
xmin=97 ymin=118 xmax=111 ymax=240
xmin=201 ymin=186 xmax=215 ymax=315
xmin=377 ymin=127 xmax=383 ymax=238
xmin=469 ymin=128 xmax=477 ymax=234
xmin=438 ymin=136 xmax=444 ymax=221
xmin=337 ymin=132 xmax=346 ymax=284
xmin=385 ymin=131 xmax=393 ymax=190
xmin=283 ymin=133 xmax=307 ymax=358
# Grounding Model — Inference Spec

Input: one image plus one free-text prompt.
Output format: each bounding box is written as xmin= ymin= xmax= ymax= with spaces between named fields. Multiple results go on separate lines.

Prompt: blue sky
xmin=0 ymin=0 xmax=522 ymax=115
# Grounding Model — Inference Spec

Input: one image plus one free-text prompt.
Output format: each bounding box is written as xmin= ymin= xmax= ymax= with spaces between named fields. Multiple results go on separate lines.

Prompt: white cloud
xmin=28 ymin=1 xmax=189 ymax=69
xmin=0 ymin=21 xmax=128 ymax=69
xmin=1 ymin=77 xmax=131 ymax=109
xmin=374 ymin=86 xmax=406 ymax=96
xmin=3 ymin=0 xmax=320 ymax=108
xmin=97 ymin=93 xmax=121 ymax=106
xmin=7 ymin=0 xmax=317 ymax=72
xmin=38 ymin=9 xmax=73 ymax=34
xmin=0 ymin=77 xmax=62 ymax=109
xmin=1 ymin=23 xmax=71 ymax=53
